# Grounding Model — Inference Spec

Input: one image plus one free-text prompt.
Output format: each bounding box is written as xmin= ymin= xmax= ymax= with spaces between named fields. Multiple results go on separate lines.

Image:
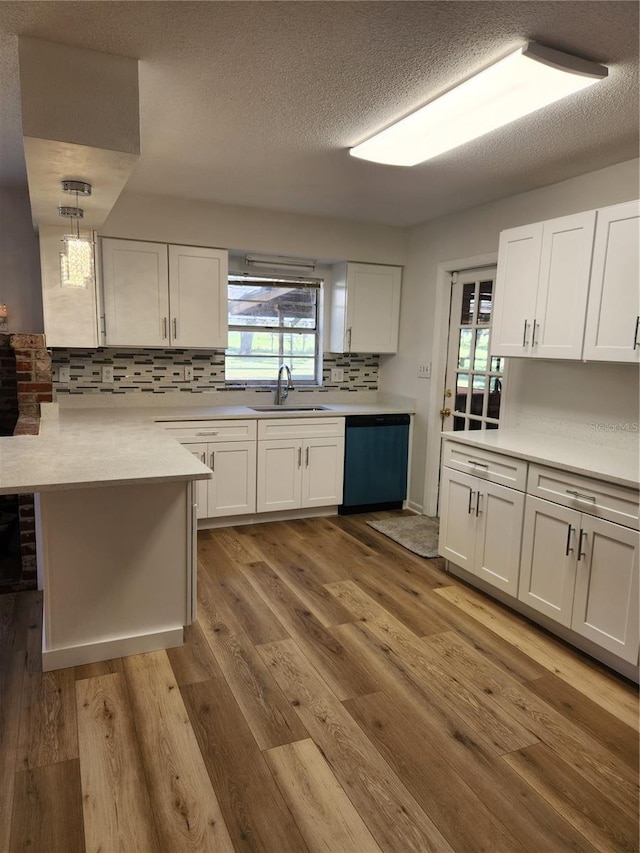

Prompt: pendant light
xmin=59 ymin=180 xmax=95 ymax=288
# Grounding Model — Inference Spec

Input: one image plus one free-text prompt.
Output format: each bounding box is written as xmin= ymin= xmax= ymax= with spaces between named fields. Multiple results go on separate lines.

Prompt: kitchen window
xmin=225 ymin=274 xmax=321 ymax=384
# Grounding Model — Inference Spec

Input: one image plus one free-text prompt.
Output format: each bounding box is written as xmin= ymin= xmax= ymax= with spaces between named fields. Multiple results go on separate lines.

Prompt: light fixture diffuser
xmin=350 ymin=42 xmax=608 ymax=166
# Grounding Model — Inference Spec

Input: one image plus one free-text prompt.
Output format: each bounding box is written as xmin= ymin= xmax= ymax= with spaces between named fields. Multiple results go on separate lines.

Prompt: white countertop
xmin=443 ymin=429 xmax=639 ymax=490
xmin=0 ymin=398 xmax=415 ymax=494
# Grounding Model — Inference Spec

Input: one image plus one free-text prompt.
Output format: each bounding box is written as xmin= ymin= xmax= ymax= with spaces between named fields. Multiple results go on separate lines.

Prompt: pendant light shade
xmin=350 ymin=42 xmax=608 ymax=167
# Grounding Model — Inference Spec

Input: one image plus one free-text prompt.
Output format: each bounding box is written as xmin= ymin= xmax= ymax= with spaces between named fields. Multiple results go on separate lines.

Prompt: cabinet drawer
xmin=163 ymin=419 xmax=257 ymax=443
xmin=258 ymin=417 xmax=345 ymax=441
xmin=443 ymin=441 xmax=527 ymax=490
xmin=527 ymin=464 xmax=639 ymax=530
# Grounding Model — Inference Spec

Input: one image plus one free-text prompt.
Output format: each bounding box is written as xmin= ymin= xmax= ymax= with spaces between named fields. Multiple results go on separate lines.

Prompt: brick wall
xmin=1 ymin=334 xmax=52 ymax=591
xmin=0 ymin=334 xmax=19 ymax=436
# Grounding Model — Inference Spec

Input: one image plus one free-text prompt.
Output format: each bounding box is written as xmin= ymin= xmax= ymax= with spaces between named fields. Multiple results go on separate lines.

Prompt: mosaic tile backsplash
xmin=51 ymin=348 xmax=380 ymax=395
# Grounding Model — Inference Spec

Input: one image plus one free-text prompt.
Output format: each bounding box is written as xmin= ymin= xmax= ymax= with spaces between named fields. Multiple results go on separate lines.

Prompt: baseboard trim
xmin=42 ymin=627 xmax=184 ymax=672
xmin=198 ymin=506 xmax=338 ymax=530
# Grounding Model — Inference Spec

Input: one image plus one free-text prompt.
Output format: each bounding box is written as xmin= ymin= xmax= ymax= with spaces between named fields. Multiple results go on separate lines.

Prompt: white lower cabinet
xmin=519 ymin=496 xmax=639 ymax=664
xmin=256 ymin=417 xmax=345 ymax=513
xmin=439 ymin=467 xmax=524 ymax=595
xmin=440 ymin=440 xmax=640 ymax=674
xmin=164 ymin=420 xmax=257 ymax=519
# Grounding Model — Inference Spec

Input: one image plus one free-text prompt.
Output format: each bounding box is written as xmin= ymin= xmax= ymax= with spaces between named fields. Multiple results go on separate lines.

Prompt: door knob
xmin=440 ymin=407 xmax=451 ymax=417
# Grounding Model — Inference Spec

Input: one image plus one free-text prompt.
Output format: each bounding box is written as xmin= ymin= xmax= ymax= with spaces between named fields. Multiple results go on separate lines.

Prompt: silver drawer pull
xmin=468 ymin=460 xmax=489 ymax=468
xmin=566 ymin=489 xmax=596 ymax=502
xmin=196 ymin=431 xmax=219 ymax=436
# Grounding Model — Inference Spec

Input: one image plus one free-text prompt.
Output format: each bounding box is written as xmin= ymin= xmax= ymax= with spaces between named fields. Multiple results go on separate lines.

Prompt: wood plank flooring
xmin=1 ymin=512 xmax=638 ymax=852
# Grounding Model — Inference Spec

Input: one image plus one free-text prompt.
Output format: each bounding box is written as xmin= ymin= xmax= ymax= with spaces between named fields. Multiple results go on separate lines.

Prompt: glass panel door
xmin=443 ymin=268 xmax=504 ymax=432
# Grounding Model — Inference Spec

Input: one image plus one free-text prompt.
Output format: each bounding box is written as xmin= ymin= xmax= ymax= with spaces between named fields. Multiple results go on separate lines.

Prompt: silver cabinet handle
xmin=347 ymin=326 xmax=352 ymax=353
xmin=468 ymin=490 xmax=475 ymax=514
xmin=162 ymin=317 xmax=168 ymax=339
xmin=468 ymin=460 xmax=489 ymax=468
xmin=196 ymin=431 xmax=218 ymax=436
xmin=173 ymin=317 xmax=178 ymax=339
xmin=475 ymin=492 xmax=483 ymax=517
xmin=634 ymin=316 xmax=640 ymax=350
xmin=566 ymin=489 xmax=596 ymax=502
xmin=565 ymin=524 xmax=574 ymax=556
xmin=305 ymin=446 xmax=309 ymax=467
xmin=210 ymin=451 xmax=215 ymax=471
xmin=201 ymin=452 xmax=206 ymax=463
xmin=577 ymin=528 xmax=587 ymax=562
xmin=532 ymin=320 xmax=538 ymax=346
xmin=297 ymin=447 xmax=302 ymax=468
xmin=522 ymin=320 xmax=529 ymax=347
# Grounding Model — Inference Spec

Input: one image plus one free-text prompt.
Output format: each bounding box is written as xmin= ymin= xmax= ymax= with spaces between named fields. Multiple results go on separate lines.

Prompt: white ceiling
xmin=0 ymin=1 xmax=638 ymax=228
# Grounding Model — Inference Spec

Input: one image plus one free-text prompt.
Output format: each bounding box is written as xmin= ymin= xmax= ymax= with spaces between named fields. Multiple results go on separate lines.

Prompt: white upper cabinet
xmin=101 ymin=238 xmax=228 ymax=348
xmin=102 ymin=239 xmax=169 ymax=346
xmin=491 ymin=211 xmax=596 ymax=359
xmin=583 ymin=200 xmax=640 ymax=363
xmin=39 ymin=226 xmax=100 ymax=348
xmin=168 ymin=245 xmax=228 ymax=349
xmin=330 ymin=262 xmax=401 ymax=353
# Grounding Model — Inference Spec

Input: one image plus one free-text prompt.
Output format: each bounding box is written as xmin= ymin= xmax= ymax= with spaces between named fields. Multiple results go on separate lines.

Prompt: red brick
xmin=17 ymin=382 xmax=52 ymax=394
xmin=10 ymin=333 xmax=46 ymax=349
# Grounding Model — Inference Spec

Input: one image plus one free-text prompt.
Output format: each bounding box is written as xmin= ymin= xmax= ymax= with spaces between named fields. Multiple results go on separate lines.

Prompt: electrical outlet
xmin=102 ymin=365 xmax=114 ymax=383
xmin=183 ymin=365 xmax=194 ymax=381
xmin=417 ymin=362 xmax=432 ymax=379
xmin=58 ymin=366 xmax=71 ymax=383
xmin=330 ymin=367 xmax=344 ymax=382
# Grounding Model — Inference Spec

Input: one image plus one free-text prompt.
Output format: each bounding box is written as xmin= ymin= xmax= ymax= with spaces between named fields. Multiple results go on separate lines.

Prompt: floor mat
xmin=367 ymin=515 xmax=440 ymax=558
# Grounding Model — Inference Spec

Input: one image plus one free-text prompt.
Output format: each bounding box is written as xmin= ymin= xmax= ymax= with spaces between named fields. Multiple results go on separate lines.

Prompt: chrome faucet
xmin=275 ymin=364 xmax=294 ymax=405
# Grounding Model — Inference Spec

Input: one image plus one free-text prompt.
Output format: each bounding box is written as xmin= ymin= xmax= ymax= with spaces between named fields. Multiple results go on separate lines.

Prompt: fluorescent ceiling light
xmin=350 ymin=42 xmax=608 ymax=167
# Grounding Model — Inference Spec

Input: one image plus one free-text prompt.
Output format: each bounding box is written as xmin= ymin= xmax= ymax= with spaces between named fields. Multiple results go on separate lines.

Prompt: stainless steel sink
xmin=249 ymin=405 xmax=330 ymax=412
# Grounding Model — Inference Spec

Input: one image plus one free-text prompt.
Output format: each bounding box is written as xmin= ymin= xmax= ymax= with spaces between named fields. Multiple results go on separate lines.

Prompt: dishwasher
xmin=339 ymin=413 xmax=410 ymax=514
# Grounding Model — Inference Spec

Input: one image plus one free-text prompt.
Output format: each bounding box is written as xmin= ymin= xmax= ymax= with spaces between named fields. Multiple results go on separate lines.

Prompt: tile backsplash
xmin=51 ymin=348 xmax=380 ymax=395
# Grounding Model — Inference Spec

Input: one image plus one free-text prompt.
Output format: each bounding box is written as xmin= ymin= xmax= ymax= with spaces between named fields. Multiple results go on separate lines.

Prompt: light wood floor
xmin=1 ymin=512 xmax=638 ymax=852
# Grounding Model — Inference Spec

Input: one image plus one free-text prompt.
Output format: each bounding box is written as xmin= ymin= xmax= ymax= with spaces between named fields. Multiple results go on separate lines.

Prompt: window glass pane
xmin=478 ymin=281 xmax=493 ymax=324
xmin=460 ymin=283 xmax=475 ymax=325
xmin=225 ymin=355 xmax=316 ymax=383
xmin=473 ymin=329 xmax=489 ymax=371
xmin=457 ymin=329 xmax=473 ymax=369
xmin=229 ymin=285 xmax=317 ymax=329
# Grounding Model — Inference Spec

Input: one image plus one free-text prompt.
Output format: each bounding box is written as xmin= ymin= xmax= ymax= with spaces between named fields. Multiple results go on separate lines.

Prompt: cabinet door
xmin=301 ymin=437 xmax=344 ymax=508
xmin=168 ymin=245 xmax=228 ymax=349
xmin=256 ymin=439 xmax=302 ymax=512
xmin=346 ymin=264 xmax=401 ymax=353
xmin=583 ymin=200 xmax=640 ymax=363
xmin=184 ymin=442 xmax=209 ymax=519
xmin=438 ymin=468 xmax=477 ymax=572
xmin=518 ymin=496 xmax=579 ymax=626
xmin=102 ymin=239 xmax=169 ymax=346
xmin=474 ymin=482 xmax=524 ymax=596
xmin=534 ymin=212 xmax=596 ymax=359
xmin=491 ymin=223 xmax=542 ymax=357
xmin=208 ymin=441 xmax=256 ymax=517
xmin=572 ymin=517 xmax=639 ymax=664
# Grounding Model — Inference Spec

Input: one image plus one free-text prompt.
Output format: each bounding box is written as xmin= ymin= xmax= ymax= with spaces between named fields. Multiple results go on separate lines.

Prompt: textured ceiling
xmin=0 ymin=1 xmax=638 ymax=227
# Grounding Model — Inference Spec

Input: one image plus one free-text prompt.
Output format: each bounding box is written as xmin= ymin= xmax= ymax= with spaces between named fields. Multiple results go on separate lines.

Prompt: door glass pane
xmin=461 ymin=283 xmax=475 ymax=325
xmin=478 ymin=281 xmax=493 ymax=324
xmin=457 ymin=329 xmax=473 ymax=369
xmin=487 ymin=376 xmax=502 ymax=420
xmin=490 ymin=356 xmax=504 ymax=372
xmin=473 ymin=329 xmax=490 ymax=371
xmin=470 ymin=375 xmax=485 ymax=417
xmin=468 ymin=418 xmax=482 ymax=430
xmin=455 ymin=373 xmax=469 ymax=414
xmin=453 ymin=416 xmax=466 ymax=431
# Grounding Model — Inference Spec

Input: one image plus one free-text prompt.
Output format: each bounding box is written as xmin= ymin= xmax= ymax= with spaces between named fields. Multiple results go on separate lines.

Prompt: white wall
xmin=385 ymin=158 xmax=640 ymax=512
xmin=0 ymin=187 xmax=43 ymax=333
xmin=103 ymin=191 xmax=408 ymax=265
